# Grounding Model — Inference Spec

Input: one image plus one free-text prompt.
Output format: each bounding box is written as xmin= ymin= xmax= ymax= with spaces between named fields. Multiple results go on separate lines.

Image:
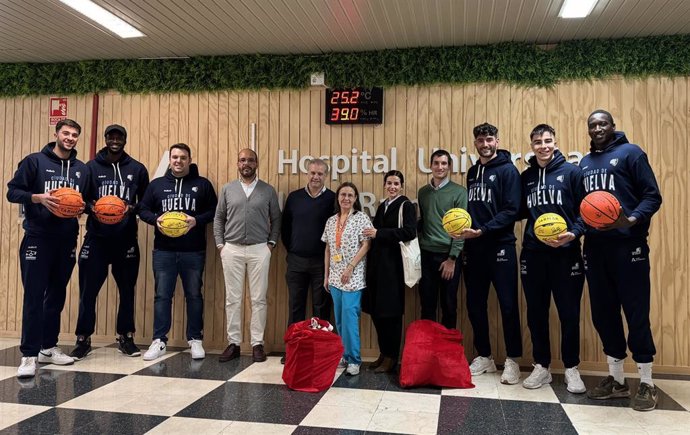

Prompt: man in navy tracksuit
xmin=70 ymin=125 xmax=150 ymax=360
xmin=459 ymin=123 xmax=523 ymax=385
xmin=519 ymin=124 xmax=586 ymax=393
xmin=7 ymin=119 xmax=89 ymax=378
xmin=581 ymin=110 xmax=662 ymax=411
xmin=139 ymin=143 xmax=217 ymax=361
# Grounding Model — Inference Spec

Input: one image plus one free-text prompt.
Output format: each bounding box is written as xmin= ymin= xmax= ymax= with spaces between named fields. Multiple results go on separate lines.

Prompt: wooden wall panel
xmin=1 ymin=78 xmax=689 ymax=374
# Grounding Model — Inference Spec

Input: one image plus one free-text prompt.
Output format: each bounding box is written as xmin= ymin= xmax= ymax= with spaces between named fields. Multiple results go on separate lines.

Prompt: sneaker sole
xmin=71 ymin=349 xmax=92 ymax=361
xmin=566 ymin=381 xmax=587 ymax=394
xmin=143 ymin=352 xmax=165 ymax=361
xmin=588 ymin=390 xmax=630 ymax=400
xmin=37 ymin=357 xmax=74 ymax=366
xmin=523 ymin=375 xmax=552 ymax=389
xmin=118 ymin=349 xmax=142 ymax=357
xmin=471 ymin=366 xmax=497 ymax=376
xmin=632 ymin=402 xmax=657 ymax=412
xmin=17 ymin=372 xmax=36 ymax=379
xmin=191 ymin=354 xmax=205 ymax=360
xmin=500 ymin=377 xmax=520 ymax=385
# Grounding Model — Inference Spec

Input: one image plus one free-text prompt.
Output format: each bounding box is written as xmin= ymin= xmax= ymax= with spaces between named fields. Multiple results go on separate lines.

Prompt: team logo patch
xmin=631 ymin=246 xmax=646 ymax=263
xmin=75 ymin=171 xmax=81 ymax=178
xmin=609 ymin=158 xmax=619 ymax=167
xmin=520 ymin=263 xmax=527 ymax=275
xmin=25 ymin=249 xmax=37 ymax=261
xmin=126 ymin=246 xmax=137 ymax=259
xmin=192 ymin=186 xmax=198 ymax=192
xmin=557 ymin=175 xmax=564 ymax=183
xmin=127 ymin=174 xmax=133 ymax=181
xmin=489 ymin=175 xmax=496 ymax=182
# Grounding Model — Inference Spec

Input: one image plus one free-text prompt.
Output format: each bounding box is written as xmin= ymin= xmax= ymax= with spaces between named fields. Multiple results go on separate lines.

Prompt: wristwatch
xmin=448 ymin=254 xmax=457 ymax=261
xmin=268 ymin=241 xmax=276 ymax=247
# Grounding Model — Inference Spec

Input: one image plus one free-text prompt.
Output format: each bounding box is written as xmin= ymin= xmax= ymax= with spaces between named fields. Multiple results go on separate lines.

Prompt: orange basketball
xmin=580 ymin=191 xmax=621 ymax=229
xmin=51 ymin=187 xmax=85 ymax=218
xmin=93 ymin=195 xmax=127 ymax=224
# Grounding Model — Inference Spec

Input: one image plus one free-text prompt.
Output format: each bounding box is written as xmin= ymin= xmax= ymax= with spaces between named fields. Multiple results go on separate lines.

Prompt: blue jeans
xmin=329 ymin=285 xmax=362 ymax=365
xmin=152 ymin=250 xmax=205 ymax=342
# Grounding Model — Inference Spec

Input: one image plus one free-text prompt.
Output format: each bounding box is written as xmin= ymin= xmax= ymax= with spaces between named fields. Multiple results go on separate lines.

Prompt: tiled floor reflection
xmin=0 ymin=338 xmax=688 ymax=434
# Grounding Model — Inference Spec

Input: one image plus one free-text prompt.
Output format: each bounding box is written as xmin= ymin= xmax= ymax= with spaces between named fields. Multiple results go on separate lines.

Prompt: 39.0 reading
xmin=330 ymin=107 xmax=359 ymax=121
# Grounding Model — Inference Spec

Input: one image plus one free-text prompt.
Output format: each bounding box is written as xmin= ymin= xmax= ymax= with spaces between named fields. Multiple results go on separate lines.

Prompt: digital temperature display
xmin=325 ymin=87 xmax=383 ymax=125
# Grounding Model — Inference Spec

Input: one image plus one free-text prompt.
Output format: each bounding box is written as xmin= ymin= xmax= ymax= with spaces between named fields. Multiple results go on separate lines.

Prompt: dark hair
xmin=429 ymin=149 xmax=452 ymax=166
xmin=588 ymin=109 xmax=615 ymax=125
xmin=56 ymin=119 xmax=82 ymax=135
xmin=384 ymin=170 xmax=404 ymax=185
xmin=170 ymin=143 xmax=192 ymax=158
xmin=238 ymin=148 xmax=258 ymax=161
xmin=473 ymin=123 xmax=498 ymax=139
xmin=334 ymin=182 xmax=362 ymax=214
xmin=530 ymin=124 xmax=556 ymax=140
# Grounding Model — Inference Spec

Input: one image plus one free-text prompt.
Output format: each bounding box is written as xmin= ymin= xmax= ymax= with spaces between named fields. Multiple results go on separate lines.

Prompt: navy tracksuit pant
xmin=520 ymin=247 xmax=584 ymax=368
xmin=584 ymin=238 xmax=656 ymax=363
xmin=76 ymin=234 xmax=140 ymax=337
xmin=464 ymin=243 xmax=522 ymax=359
xmin=19 ymin=235 xmax=77 ymax=357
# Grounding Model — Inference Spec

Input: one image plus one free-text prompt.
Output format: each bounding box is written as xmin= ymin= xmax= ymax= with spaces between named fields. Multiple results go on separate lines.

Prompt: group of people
xmin=7 ymin=108 xmax=662 ymax=412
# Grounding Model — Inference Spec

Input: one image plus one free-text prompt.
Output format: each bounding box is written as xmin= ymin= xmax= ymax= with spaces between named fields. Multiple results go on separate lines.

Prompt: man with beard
xmin=214 ymin=149 xmax=281 ymax=363
xmin=8 ymin=119 xmax=89 ymax=378
xmin=139 ymin=143 xmax=218 ymax=361
xmin=581 ymin=110 xmax=662 ymax=411
xmin=70 ymin=125 xmax=149 ymax=360
xmin=458 ymin=123 xmax=523 ymax=385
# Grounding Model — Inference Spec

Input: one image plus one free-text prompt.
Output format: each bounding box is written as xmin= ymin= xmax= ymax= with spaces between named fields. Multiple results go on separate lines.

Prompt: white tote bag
xmin=398 ymin=201 xmax=421 ymax=287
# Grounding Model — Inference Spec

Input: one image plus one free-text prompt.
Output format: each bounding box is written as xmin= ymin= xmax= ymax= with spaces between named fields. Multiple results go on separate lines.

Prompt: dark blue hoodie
xmin=465 ymin=149 xmax=521 ymax=246
xmin=84 ymin=147 xmax=149 ymax=239
xmin=521 ymin=149 xmax=585 ymax=251
xmin=579 ymin=131 xmax=662 ymax=240
xmin=7 ymin=143 xmax=89 ymax=238
xmin=139 ymin=164 xmax=217 ymax=252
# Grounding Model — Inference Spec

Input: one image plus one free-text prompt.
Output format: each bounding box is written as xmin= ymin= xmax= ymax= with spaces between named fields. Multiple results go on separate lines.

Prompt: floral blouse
xmin=321 ymin=211 xmax=372 ymax=291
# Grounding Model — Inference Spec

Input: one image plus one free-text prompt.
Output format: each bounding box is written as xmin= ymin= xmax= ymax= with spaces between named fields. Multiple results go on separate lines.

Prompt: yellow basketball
xmin=442 ymin=208 xmax=472 ymax=236
xmin=159 ymin=211 xmax=189 ymax=238
xmin=534 ymin=213 xmax=568 ymax=243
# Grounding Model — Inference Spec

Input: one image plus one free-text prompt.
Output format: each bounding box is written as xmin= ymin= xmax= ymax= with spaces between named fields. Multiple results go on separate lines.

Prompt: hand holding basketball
xmin=599 ymin=207 xmax=636 ymax=231
xmin=543 ymin=231 xmax=576 ymax=248
xmin=49 ymin=187 xmax=85 ymax=218
xmin=158 ymin=211 xmax=190 ymax=237
xmin=31 ymin=191 xmax=60 ymax=214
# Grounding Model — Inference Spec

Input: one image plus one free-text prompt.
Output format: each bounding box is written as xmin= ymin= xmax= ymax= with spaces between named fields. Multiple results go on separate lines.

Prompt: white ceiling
xmin=2 ymin=0 xmax=690 ymax=63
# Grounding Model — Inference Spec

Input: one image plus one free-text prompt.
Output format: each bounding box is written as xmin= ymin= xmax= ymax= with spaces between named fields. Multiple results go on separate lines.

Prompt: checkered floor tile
xmin=0 ymin=340 xmax=689 ymax=434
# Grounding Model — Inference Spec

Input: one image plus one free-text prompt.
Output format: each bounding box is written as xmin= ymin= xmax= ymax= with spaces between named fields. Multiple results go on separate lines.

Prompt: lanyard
xmin=335 ymin=212 xmax=350 ymax=250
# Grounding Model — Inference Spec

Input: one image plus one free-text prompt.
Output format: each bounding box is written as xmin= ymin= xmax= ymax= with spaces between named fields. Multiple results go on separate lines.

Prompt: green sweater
xmin=418 ymin=180 xmax=467 ymax=256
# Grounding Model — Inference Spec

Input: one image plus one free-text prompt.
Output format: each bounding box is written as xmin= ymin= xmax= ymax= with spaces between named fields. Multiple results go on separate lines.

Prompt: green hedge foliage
xmin=1 ymin=35 xmax=689 ymax=96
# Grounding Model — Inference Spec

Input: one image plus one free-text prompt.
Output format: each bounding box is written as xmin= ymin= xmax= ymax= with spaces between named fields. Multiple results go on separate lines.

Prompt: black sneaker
xmin=632 ymin=382 xmax=658 ymax=411
xmin=117 ymin=333 xmax=141 ymax=357
xmin=70 ymin=336 xmax=92 ymax=361
xmin=587 ymin=375 xmax=630 ymax=399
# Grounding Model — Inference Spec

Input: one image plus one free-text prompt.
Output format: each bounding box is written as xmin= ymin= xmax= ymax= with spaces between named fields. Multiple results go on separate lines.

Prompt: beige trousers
xmin=220 ymin=242 xmax=271 ymax=346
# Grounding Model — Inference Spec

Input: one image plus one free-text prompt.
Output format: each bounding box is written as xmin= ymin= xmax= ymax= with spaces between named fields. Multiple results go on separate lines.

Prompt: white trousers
xmin=220 ymin=242 xmax=271 ymax=346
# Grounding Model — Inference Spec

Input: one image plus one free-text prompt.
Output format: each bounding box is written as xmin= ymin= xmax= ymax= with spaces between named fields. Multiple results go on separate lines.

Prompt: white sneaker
xmin=523 ymin=364 xmax=552 ymax=389
xmin=565 ymin=367 xmax=586 ymax=393
xmin=346 ymin=363 xmax=360 ymax=376
xmin=17 ymin=357 xmax=37 ymax=378
xmin=500 ymin=358 xmax=521 ymax=385
xmin=189 ymin=339 xmax=205 ymax=360
xmin=38 ymin=347 xmax=74 ymax=365
xmin=470 ymin=356 xmax=497 ymax=376
xmin=143 ymin=339 xmax=167 ymax=361
xmin=337 ymin=357 xmax=348 ymax=368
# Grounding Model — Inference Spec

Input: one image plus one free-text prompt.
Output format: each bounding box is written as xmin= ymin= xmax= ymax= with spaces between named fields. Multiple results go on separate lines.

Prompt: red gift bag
xmin=399 ymin=320 xmax=474 ymax=389
xmin=282 ymin=318 xmax=344 ymax=392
